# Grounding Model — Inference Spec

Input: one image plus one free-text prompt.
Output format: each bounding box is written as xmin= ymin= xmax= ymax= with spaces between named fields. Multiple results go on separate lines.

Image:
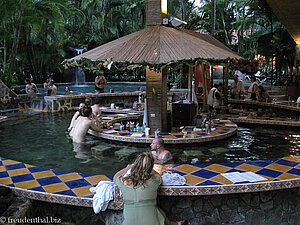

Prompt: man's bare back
xmin=70 ymin=107 xmax=101 ymax=143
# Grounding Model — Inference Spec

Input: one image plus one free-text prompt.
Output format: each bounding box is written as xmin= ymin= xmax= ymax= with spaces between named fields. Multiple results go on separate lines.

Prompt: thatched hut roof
xmin=69 ymin=25 xmax=241 ymax=65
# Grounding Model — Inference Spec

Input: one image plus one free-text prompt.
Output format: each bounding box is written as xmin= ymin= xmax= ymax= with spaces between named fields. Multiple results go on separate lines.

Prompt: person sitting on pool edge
xmin=25 ymin=78 xmax=39 ymax=94
xmin=69 ymin=106 xmax=101 ymax=143
xmin=151 ymin=138 xmax=173 ymax=164
xmin=113 ymin=152 xmax=185 ymax=225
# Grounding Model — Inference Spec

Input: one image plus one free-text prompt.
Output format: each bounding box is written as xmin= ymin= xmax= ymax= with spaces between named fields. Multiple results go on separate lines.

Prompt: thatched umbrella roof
xmin=69 ymin=25 xmax=241 ymax=65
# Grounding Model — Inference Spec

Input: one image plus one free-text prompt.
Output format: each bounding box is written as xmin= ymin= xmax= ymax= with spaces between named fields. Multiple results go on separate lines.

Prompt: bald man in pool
xmin=69 ymin=106 xmax=102 ymax=143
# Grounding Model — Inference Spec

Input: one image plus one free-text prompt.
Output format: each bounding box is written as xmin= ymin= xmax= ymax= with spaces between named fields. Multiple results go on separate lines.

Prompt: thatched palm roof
xmin=69 ymin=25 xmax=241 ymax=64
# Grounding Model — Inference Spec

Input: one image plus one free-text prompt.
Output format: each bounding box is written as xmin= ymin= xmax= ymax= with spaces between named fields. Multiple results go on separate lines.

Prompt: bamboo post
xmin=188 ymin=65 xmax=193 ymax=102
xmin=223 ymin=63 xmax=229 ymax=106
xmin=202 ymin=64 xmax=208 ymax=111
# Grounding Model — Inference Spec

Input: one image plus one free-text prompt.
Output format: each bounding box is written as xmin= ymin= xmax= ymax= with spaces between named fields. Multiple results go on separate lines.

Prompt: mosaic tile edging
xmin=226 ymin=116 xmax=300 ymax=127
xmin=157 ymin=178 xmax=300 ymax=196
xmin=228 ymin=99 xmax=300 ymax=112
xmin=18 ymin=102 xmax=47 ymax=112
xmin=0 ymin=116 xmax=8 ymax=122
xmin=90 ymin=116 xmax=238 ymax=144
xmin=91 ymin=129 xmax=237 ymax=144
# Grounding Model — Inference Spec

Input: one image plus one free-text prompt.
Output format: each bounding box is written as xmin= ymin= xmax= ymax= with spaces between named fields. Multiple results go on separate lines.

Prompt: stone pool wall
xmin=8 ymin=187 xmax=299 ymax=225
xmin=44 ymin=91 xmax=187 ymax=112
xmin=0 ymin=80 xmax=36 ymax=110
xmin=228 ymin=99 xmax=300 ymax=119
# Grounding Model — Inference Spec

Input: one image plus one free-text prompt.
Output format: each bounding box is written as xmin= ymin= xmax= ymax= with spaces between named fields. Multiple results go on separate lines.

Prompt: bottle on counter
xmin=129 ymin=122 xmax=135 ymax=132
xmin=120 ymin=122 xmax=124 ymax=131
xmin=155 ymin=128 xmax=160 ymax=138
xmin=126 ymin=121 xmax=130 ymax=131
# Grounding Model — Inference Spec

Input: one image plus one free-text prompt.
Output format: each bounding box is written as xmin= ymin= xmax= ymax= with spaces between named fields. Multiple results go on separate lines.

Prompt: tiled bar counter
xmin=0 ymin=155 xmax=299 ymax=224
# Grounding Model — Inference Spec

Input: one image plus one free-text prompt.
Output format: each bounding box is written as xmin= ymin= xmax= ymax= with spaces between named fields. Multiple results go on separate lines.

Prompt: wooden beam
xmin=188 ymin=65 xmax=193 ymax=102
xmin=146 ymin=0 xmax=162 ymax=27
xmin=223 ymin=64 xmax=229 ymax=105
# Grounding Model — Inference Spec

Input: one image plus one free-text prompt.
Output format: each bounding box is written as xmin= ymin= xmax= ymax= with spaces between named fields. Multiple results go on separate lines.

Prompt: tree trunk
xmin=8 ymin=1 xmax=24 ymax=82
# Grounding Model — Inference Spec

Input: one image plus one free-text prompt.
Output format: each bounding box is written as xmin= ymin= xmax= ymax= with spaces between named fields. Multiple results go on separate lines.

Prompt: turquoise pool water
xmin=0 ymin=111 xmax=299 ymax=176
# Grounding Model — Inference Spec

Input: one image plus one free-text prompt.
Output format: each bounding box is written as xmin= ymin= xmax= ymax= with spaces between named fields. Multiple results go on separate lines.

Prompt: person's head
xmin=85 ymin=97 xmax=92 ymax=106
xmin=25 ymin=78 xmax=31 ymax=84
xmin=79 ymin=102 xmax=85 ymax=109
xmin=122 ymin=152 xmax=154 ymax=188
xmin=150 ymin=137 xmax=164 ymax=150
xmin=49 ymin=79 xmax=54 ymax=85
xmin=234 ymin=75 xmax=238 ymax=82
xmin=138 ymin=87 xmax=143 ymax=91
xmin=81 ymin=106 xmax=92 ymax=118
xmin=65 ymin=86 xmax=71 ymax=92
xmin=217 ymin=83 xmax=223 ymax=91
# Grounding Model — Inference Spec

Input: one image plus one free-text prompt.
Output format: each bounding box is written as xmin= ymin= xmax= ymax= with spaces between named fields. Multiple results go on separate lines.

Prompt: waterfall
xmin=75 ymin=67 xmax=86 ymax=86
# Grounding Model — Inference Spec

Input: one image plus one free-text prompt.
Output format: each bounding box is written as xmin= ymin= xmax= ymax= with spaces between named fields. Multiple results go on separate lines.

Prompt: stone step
xmin=2 ymin=196 xmax=31 ymax=221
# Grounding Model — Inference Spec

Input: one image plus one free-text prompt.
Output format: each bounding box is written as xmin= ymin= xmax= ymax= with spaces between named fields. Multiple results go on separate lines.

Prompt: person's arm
xmin=68 ymin=111 xmax=80 ymax=130
xmin=113 ymin=165 xmax=134 ymax=183
xmin=25 ymin=85 xmax=29 ymax=94
xmin=90 ymin=118 xmax=102 ymax=132
xmin=33 ymin=84 xmax=39 ymax=93
xmin=153 ymin=153 xmax=169 ymax=164
xmin=215 ymin=92 xmax=221 ymax=100
xmin=53 ymin=86 xmax=57 ymax=95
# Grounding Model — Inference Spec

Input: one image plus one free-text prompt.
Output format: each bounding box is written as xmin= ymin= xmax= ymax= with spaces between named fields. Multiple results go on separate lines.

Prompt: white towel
xmin=162 ymin=172 xmax=186 ymax=186
xmin=89 ymin=181 xmax=115 ymax=213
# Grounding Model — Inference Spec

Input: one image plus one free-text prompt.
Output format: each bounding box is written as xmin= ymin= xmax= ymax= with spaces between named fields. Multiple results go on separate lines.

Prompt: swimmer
xmin=69 ymin=107 xmax=101 ymax=143
xmin=151 ymin=138 xmax=173 ymax=164
xmin=48 ymin=79 xmax=57 ymax=96
xmin=65 ymin=86 xmax=73 ymax=94
xmin=67 ymin=102 xmax=85 ymax=132
xmin=25 ymin=78 xmax=39 ymax=94
xmin=91 ymin=97 xmax=102 ymax=118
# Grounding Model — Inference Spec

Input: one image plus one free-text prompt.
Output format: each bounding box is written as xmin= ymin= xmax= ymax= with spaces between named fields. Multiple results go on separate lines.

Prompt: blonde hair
xmin=122 ymin=152 xmax=154 ymax=188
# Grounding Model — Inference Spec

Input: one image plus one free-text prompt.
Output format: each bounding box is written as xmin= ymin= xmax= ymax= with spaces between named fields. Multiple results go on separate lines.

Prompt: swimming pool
xmin=0 ymin=111 xmax=299 ymax=176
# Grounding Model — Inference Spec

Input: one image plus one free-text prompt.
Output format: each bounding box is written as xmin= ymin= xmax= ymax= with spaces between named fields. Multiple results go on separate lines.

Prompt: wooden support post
xmin=223 ymin=64 xmax=229 ymax=105
xmin=146 ymin=67 xmax=167 ymax=132
xmin=188 ymin=65 xmax=193 ymax=102
xmin=202 ymin=65 xmax=208 ymax=111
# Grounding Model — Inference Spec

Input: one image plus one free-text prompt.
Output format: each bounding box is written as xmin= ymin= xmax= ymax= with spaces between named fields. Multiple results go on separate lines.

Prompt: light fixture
xmin=161 ymin=0 xmax=167 ymax=18
xmin=295 ymin=40 xmax=300 ymax=45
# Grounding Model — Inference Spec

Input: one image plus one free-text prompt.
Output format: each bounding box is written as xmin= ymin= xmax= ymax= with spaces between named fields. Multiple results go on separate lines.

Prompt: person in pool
xmin=95 ymin=70 xmax=107 ymax=93
xmin=151 ymin=138 xmax=173 ymax=164
xmin=69 ymin=106 xmax=101 ymax=143
xmin=67 ymin=102 xmax=86 ymax=132
xmin=65 ymin=86 xmax=73 ymax=94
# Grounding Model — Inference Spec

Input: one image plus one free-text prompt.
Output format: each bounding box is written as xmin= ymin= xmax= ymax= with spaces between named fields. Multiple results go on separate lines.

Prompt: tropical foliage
xmin=0 ymin=0 xmax=296 ymax=87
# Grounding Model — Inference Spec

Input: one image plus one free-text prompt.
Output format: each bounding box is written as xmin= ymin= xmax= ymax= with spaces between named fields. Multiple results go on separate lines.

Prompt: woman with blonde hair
xmin=114 ymin=153 xmax=185 ymax=225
